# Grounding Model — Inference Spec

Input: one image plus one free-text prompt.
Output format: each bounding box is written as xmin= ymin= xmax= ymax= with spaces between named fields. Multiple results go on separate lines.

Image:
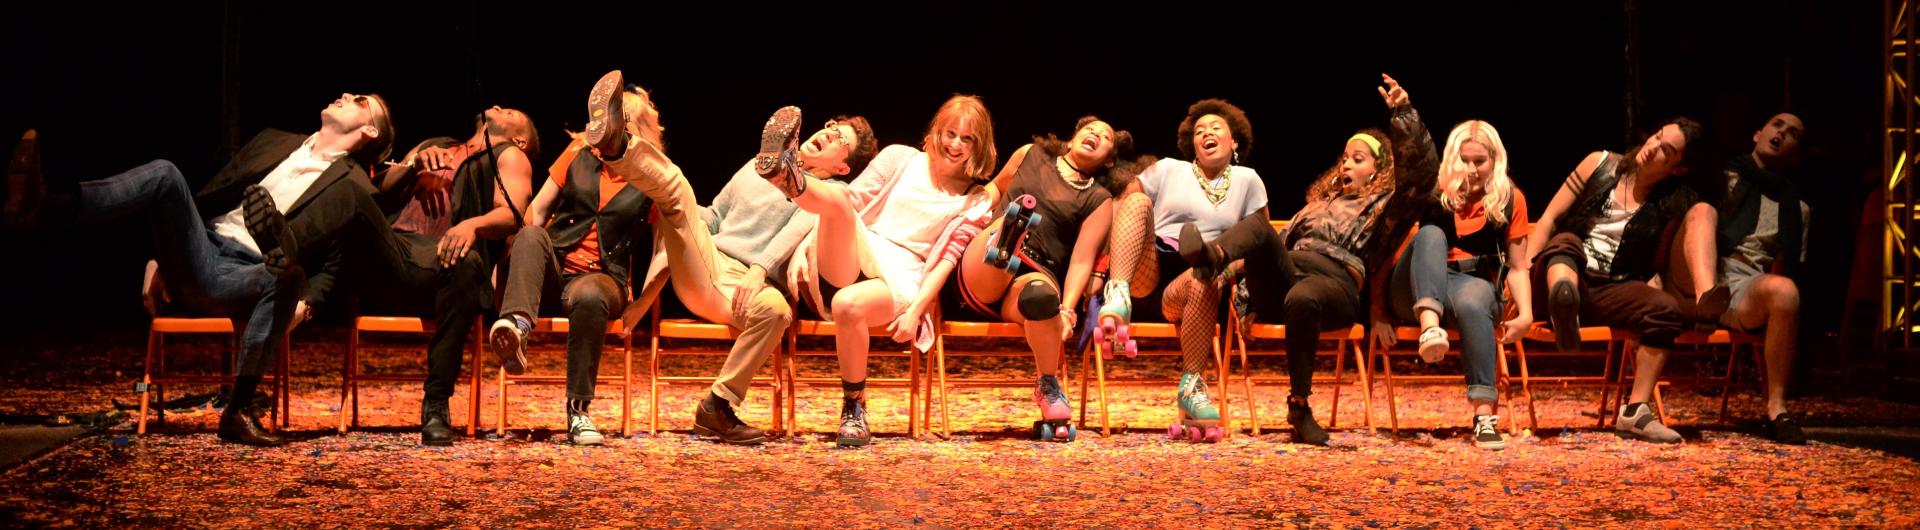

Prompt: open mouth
xmin=1080 ymin=136 xmax=1100 ymax=151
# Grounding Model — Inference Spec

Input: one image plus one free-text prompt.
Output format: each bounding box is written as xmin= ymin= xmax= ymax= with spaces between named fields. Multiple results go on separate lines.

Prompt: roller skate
xmin=1093 ymin=279 xmax=1137 ymax=359
xmin=1167 ymin=372 xmax=1223 ymax=443
xmin=1031 ymin=375 xmax=1076 ymax=442
xmin=984 ymin=194 xmax=1042 ymax=272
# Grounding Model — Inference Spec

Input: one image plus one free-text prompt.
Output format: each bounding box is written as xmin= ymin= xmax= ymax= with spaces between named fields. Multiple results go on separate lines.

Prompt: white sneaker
xmin=1416 ymin=326 xmax=1449 ymax=363
xmin=1615 ymin=403 xmax=1683 ymax=444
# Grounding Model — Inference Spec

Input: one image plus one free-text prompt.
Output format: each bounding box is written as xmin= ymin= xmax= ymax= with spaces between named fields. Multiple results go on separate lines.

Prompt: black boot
xmin=1177 ymin=222 xmax=1226 ymax=281
xmin=836 ymin=381 xmax=870 ymax=447
xmin=241 ymin=184 xmax=301 ymax=278
xmin=217 ymin=378 xmax=283 ymax=447
xmin=1287 ymin=394 xmax=1329 ymax=446
xmin=420 ymin=399 xmax=455 ymax=447
xmin=1547 ymin=277 xmax=1583 ymax=353
xmin=836 ymin=396 xmax=870 ymax=447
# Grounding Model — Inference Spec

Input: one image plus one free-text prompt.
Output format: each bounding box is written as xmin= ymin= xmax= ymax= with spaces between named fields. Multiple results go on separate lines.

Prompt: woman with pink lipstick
xmin=1102 ymin=99 xmax=1269 ymax=443
xmin=757 ymin=96 xmax=998 ymax=447
xmin=941 ymin=116 xmax=1142 ymax=441
xmin=1175 ymin=74 xmax=1440 ymax=445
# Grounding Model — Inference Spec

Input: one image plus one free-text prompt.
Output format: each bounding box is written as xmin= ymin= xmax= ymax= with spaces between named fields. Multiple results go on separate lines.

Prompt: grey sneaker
xmin=1615 ymin=403 xmax=1682 ymax=444
xmin=488 ymin=316 xmax=532 ymax=376
xmin=567 ymin=412 xmax=604 ymax=446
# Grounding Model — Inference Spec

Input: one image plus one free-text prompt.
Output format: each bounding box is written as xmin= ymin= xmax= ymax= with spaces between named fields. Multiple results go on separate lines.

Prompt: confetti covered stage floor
xmin=1 ymin=327 xmax=1917 ymax=527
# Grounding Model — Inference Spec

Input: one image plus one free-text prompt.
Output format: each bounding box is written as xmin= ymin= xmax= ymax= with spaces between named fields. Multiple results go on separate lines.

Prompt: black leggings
xmin=1214 ymin=214 xmax=1363 ymax=398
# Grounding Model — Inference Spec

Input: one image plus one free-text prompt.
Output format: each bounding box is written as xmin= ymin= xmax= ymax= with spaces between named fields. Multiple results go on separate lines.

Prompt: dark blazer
xmin=194 ymin=129 xmax=374 ymax=311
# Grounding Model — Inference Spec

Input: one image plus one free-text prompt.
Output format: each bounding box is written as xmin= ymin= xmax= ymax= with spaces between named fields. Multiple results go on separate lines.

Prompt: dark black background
xmin=0 ymin=2 xmax=1879 ymax=348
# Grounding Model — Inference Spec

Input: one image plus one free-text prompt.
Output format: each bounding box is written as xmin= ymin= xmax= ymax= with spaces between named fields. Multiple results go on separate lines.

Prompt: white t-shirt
xmin=1138 ymin=158 xmax=1267 ymax=242
xmin=1582 ymin=195 xmax=1635 ymax=275
xmin=866 ymin=153 xmax=969 ymax=259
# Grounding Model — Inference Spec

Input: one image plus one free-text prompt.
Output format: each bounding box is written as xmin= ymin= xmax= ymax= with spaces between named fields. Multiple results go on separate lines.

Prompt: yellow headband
xmin=1348 ymin=133 xmax=1383 ymax=159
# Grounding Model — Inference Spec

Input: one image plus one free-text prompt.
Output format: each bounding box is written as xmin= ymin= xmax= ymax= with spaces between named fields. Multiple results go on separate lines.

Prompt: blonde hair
xmin=1436 ymin=120 xmax=1514 ymax=225
xmin=921 ymin=94 xmax=997 ymax=183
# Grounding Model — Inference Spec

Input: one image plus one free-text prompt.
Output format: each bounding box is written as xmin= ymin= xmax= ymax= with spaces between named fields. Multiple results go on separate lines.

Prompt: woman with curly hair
xmin=1102 ymin=98 xmax=1268 ymax=443
xmin=1177 ymin=74 xmax=1439 ymax=445
xmin=943 ymin=116 xmax=1138 ymax=441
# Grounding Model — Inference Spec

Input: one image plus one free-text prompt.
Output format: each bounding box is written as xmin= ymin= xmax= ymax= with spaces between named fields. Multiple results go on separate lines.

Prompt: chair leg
xmin=467 ymin=324 xmax=482 ymax=437
xmin=1719 ymin=342 xmax=1738 ymax=427
xmin=1515 ymin=341 xmax=1539 ymax=431
xmin=621 ymin=333 xmax=633 ymax=437
xmin=1077 ymin=346 xmax=1091 ymax=430
xmin=139 ymin=329 xmax=159 ymax=435
xmin=911 ymin=344 xmax=926 ymax=440
xmin=1331 ymin=338 xmax=1345 ymax=431
xmin=1377 ymin=339 xmax=1400 ymax=435
xmin=1095 ymin=342 xmax=1111 ymax=436
xmin=341 ymin=326 xmax=357 ymax=434
xmin=1352 ymin=336 xmax=1374 ymax=432
xmin=1498 ymin=343 xmax=1521 ymax=438
xmin=497 ymin=364 xmax=508 ymax=434
xmin=772 ymin=344 xmax=787 ymax=435
xmin=920 ymin=347 xmax=934 ymax=439
xmin=1238 ymin=334 xmax=1260 ymax=436
xmin=785 ymin=333 xmax=800 ymax=440
xmin=936 ymin=338 xmax=951 ymax=439
xmin=278 ymin=340 xmax=291 ymax=432
xmin=649 ymin=332 xmax=661 ymax=435
xmin=1215 ymin=332 xmax=1230 ymax=440
xmin=1653 ymin=384 xmax=1670 ymax=425
xmin=1597 ymin=338 xmax=1618 ymax=429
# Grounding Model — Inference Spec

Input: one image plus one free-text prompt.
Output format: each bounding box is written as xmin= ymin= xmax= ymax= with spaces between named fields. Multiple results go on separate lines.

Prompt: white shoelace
xmin=1475 ymin=415 xmax=1500 ymax=435
xmin=570 ymin=414 xmax=598 ymax=434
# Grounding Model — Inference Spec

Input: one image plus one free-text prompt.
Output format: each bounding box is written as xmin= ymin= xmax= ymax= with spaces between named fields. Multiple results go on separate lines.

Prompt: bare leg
xmin=1730 ymin=274 xmax=1800 ymax=419
xmin=1629 ymin=345 xmax=1670 ymax=404
xmin=791 ymin=177 xmax=863 ymax=288
xmin=1680 ymin=203 xmax=1720 ymax=302
xmin=829 ymin=279 xmax=895 ymax=384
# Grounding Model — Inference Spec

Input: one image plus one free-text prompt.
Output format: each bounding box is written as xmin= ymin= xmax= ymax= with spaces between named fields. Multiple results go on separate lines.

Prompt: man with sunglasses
xmin=243 ymin=104 xmax=538 ymax=447
xmin=3 ymin=93 xmax=396 ymax=446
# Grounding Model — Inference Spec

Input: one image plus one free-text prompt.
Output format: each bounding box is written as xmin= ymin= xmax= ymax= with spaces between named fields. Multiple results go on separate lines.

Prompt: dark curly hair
xmin=1175 ymin=98 xmax=1253 ymax=163
xmin=834 ymin=114 xmax=880 ymax=181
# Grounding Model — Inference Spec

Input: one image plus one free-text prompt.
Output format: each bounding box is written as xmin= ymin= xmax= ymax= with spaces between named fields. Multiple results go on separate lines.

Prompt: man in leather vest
xmin=4 ymin=93 xmax=395 ymax=447
xmin=604 ymin=79 xmax=877 ymax=447
xmin=1524 ymin=118 xmax=1723 ymax=444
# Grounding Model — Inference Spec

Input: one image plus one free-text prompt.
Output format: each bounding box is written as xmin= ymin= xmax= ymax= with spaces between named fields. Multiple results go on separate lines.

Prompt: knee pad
xmin=1017 ymin=280 xmax=1061 ymax=321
